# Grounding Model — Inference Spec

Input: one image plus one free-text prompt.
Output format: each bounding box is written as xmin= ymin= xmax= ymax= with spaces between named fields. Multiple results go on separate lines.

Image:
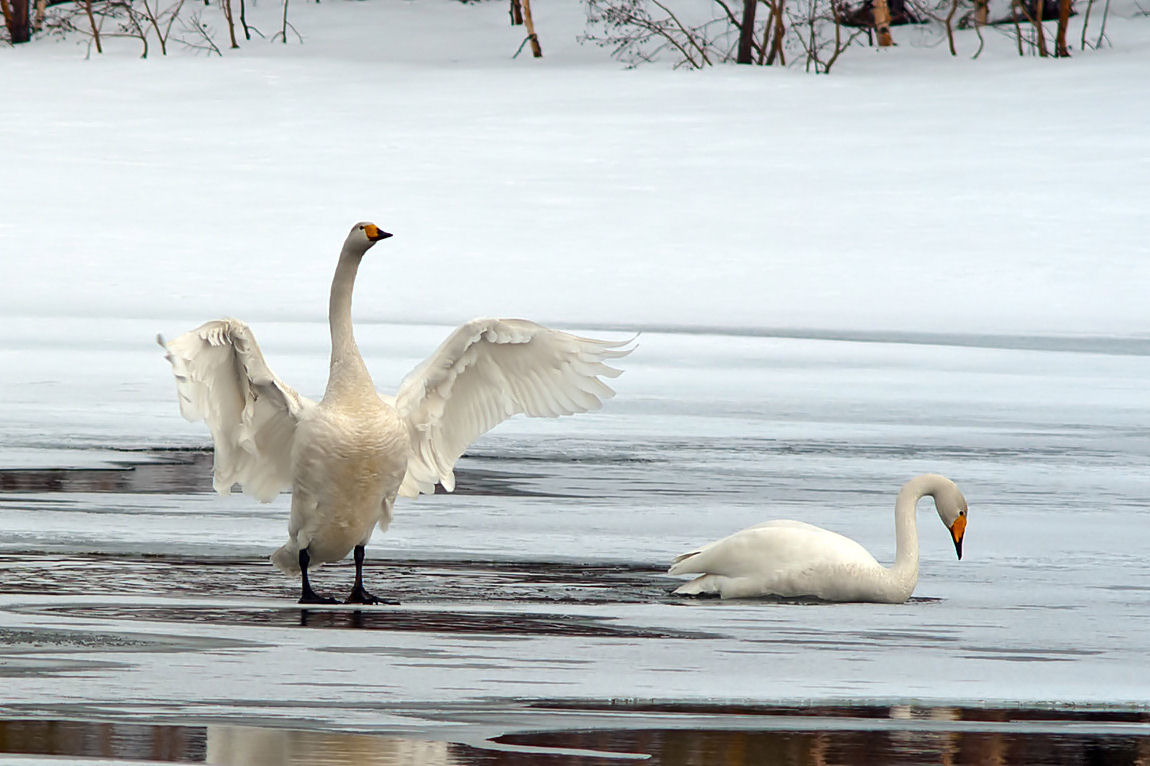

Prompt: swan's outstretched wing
xmin=159 ymin=319 xmax=315 ymax=502
xmin=392 ymin=318 xmax=634 ymax=498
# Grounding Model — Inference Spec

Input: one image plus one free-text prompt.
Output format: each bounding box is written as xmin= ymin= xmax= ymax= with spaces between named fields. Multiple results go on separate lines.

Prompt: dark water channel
xmin=1 ymin=714 xmax=1148 ymax=765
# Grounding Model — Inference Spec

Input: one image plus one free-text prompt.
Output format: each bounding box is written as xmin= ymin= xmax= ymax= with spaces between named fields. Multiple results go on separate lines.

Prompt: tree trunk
xmin=521 ymin=0 xmax=542 ymax=56
xmin=222 ymin=0 xmax=239 ymax=48
xmin=758 ymin=1 xmax=772 ymax=63
xmin=509 ymin=0 xmax=523 ymax=25
xmin=944 ymin=0 xmax=958 ymax=54
xmin=239 ymin=0 xmax=250 ymax=39
xmin=766 ymin=0 xmax=785 ymax=64
xmin=872 ymin=0 xmax=893 ymax=46
xmin=1011 ymin=0 xmax=1025 ymax=54
xmin=83 ymin=0 xmax=102 ymax=51
xmin=972 ymin=0 xmax=988 ymax=25
xmin=1 ymin=0 xmax=14 ymax=35
xmin=1054 ymin=0 xmax=1071 ymax=55
xmin=33 ymin=0 xmax=44 ymax=29
xmin=1029 ymin=1 xmax=1049 ymax=55
xmin=7 ymin=0 xmax=30 ymax=42
xmin=736 ymin=0 xmax=758 ymax=63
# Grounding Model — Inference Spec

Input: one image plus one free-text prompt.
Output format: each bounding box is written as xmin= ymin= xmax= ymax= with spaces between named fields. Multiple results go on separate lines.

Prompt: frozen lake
xmin=1 ymin=317 xmax=1149 ymax=762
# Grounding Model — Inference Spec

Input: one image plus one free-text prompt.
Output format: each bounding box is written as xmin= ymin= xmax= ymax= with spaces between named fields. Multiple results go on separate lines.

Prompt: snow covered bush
xmin=582 ymin=0 xmax=1127 ymax=68
xmin=35 ymin=0 xmax=284 ymax=55
xmin=582 ymin=0 xmax=866 ymax=71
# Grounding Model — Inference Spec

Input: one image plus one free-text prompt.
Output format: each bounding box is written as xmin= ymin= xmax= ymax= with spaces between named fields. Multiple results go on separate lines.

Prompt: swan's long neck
xmin=885 ymin=473 xmax=949 ymax=599
xmin=324 ymin=245 xmax=373 ymax=401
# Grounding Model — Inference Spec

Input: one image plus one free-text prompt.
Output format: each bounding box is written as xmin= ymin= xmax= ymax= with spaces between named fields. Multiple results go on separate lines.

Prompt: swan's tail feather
xmin=673 ymin=574 xmax=723 ymax=597
xmin=271 ymin=542 xmax=301 ymax=575
xmin=668 ymin=550 xmax=701 ymax=575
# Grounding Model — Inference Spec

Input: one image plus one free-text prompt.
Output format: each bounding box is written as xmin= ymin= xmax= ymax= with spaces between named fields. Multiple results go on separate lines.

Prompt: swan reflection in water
xmin=206 ymin=725 xmax=457 ymax=766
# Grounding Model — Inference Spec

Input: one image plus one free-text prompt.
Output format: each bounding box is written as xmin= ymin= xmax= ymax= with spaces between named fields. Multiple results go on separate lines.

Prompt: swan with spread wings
xmin=160 ymin=222 xmax=633 ymax=604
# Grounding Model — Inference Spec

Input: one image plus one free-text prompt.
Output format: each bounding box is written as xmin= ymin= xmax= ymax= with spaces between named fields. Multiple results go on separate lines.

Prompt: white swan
xmin=669 ymin=473 xmax=968 ymax=603
xmin=160 ymin=222 xmax=633 ymax=604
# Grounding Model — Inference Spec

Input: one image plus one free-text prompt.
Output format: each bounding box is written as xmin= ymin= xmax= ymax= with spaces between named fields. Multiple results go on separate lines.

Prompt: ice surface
xmin=1 ymin=319 xmax=1148 ymax=739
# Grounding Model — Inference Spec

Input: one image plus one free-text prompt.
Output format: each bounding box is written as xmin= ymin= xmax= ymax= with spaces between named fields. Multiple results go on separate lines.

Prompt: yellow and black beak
xmin=949 ymin=514 xmax=966 ymax=560
xmin=364 ymin=224 xmax=393 ymax=242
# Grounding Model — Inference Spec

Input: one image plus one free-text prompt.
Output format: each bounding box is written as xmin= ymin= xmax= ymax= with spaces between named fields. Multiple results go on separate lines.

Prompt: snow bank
xmin=1 ymin=0 xmax=1146 ymax=338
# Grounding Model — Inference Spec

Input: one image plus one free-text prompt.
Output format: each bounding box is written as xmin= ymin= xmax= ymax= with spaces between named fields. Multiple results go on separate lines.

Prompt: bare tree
xmin=1 ymin=0 xmax=15 ymax=37
xmin=81 ymin=0 xmax=103 ymax=51
xmin=271 ymin=0 xmax=299 ymax=42
xmin=46 ymin=0 xmax=185 ymax=56
xmin=1079 ymin=0 xmax=1095 ymax=44
xmin=139 ymin=0 xmax=184 ymax=54
xmin=583 ymin=0 xmax=723 ymax=68
xmin=763 ymin=0 xmax=786 ymax=63
xmin=735 ymin=0 xmax=757 ymax=61
xmin=872 ymin=0 xmax=894 ymax=43
xmin=220 ymin=0 xmax=237 ymax=47
xmin=1016 ymin=0 xmax=1049 ymax=54
xmin=111 ymin=0 xmax=150 ymax=54
xmin=943 ymin=0 xmax=958 ymax=53
xmin=238 ymin=0 xmax=251 ymax=38
xmin=1091 ymin=0 xmax=1111 ymax=47
xmin=1054 ymin=0 xmax=1070 ymax=53
xmin=5 ymin=0 xmax=30 ymax=41
xmin=521 ymin=0 xmax=542 ymax=55
xmin=179 ymin=7 xmax=221 ymax=52
xmin=584 ymin=0 xmax=865 ymax=70
xmin=792 ymin=0 xmax=865 ymax=71
xmin=1079 ymin=0 xmax=1110 ymax=47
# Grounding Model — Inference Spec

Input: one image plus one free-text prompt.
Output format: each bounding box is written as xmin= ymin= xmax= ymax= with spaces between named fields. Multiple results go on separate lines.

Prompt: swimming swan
xmin=670 ymin=473 xmax=968 ymax=603
xmin=160 ymin=222 xmax=633 ymax=604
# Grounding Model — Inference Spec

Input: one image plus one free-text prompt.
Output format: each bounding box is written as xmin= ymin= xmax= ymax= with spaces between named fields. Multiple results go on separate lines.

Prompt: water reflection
xmin=0 ymin=716 xmax=1148 ymax=765
xmin=0 ymin=719 xmax=205 ymax=761
xmin=497 ymin=728 xmax=1150 ymax=766
xmin=207 ymin=725 xmax=457 ymax=765
xmin=0 ymin=449 xmax=561 ymax=497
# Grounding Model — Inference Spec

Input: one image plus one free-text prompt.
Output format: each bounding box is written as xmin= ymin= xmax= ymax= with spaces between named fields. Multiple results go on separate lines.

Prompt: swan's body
xmin=670 ymin=474 xmax=968 ymax=603
xmin=161 ymin=222 xmax=632 ymax=603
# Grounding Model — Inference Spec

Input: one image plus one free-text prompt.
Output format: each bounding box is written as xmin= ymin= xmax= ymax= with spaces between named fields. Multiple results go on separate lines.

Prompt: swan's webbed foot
xmin=344 ymin=585 xmax=398 ymax=606
xmin=344 ymin=544 xmax=399 ymax=605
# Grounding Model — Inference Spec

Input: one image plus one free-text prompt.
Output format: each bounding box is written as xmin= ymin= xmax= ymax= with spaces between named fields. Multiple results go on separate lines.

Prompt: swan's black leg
xmin=298 ymin=548 xmax=337 ymax=605
xmin=345 ymin=545 xmax=397 ymax=605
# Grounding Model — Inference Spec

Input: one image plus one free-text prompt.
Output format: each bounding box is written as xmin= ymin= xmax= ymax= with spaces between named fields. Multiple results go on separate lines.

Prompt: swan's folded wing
xmin=392 ymin=318 xmax=635 ymax=498
xmin=670 ymin=521 xmax=873 ymax=577
xmin=159 ymin=318 xmax=315 ymax=502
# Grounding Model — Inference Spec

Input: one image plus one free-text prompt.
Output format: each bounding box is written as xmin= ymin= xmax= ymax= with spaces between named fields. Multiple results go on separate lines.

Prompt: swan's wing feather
xmin=160 ymin=318 xmax=315 ymax=502
xmin=669 ymin=521 xmax=874 ymax=577
xmin=393 ymin=318 xmax=634 ymax=498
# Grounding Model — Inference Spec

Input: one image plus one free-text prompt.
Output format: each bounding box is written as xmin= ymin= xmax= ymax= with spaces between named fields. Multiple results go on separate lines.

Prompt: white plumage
xmin=160 ymin=222 xmax=633 ymax=604
xmin=670 ymin=474 xmax=968 ymax=603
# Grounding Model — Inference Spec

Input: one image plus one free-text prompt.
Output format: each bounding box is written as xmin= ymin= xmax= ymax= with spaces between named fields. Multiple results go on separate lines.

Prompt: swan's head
xmin=346 ymin=221 xmax=393 ymax=254
xmin=931 ymin=478 xmax=968 ymax=560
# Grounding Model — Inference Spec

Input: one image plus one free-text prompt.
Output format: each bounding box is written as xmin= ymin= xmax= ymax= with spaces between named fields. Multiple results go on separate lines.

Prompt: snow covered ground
xmin=2 ymin=0 xmax=1149 ymax=336
xmin=1 ymin=0 xmax=1149 ymax=759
